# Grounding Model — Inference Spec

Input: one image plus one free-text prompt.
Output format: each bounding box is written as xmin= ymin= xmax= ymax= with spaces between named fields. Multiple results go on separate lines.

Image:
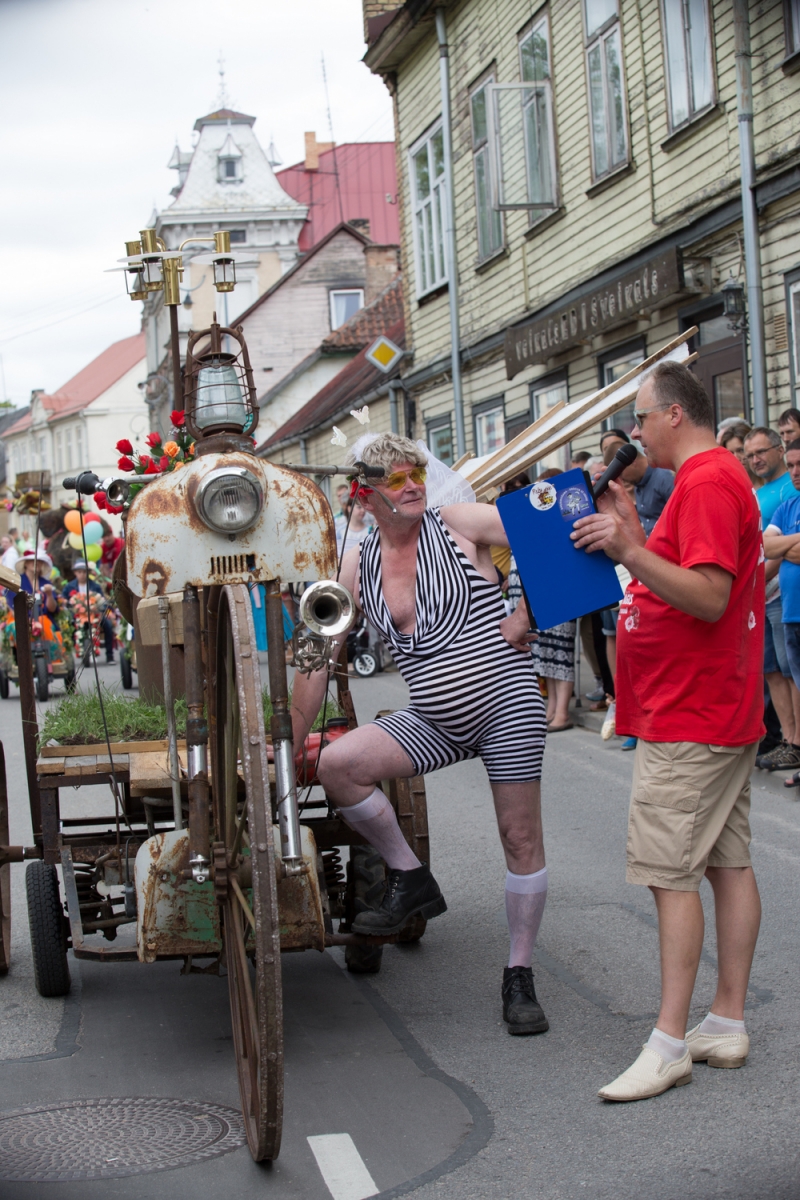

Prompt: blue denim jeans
xmin=765 ymin=595 xmax=790 ymax=677
xmin=782 ymin=620 xmax=800 ymax=690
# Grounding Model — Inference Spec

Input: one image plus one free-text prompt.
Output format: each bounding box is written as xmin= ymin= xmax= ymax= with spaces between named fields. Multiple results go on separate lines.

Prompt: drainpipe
xmin=435 ymin=7 xmax=466 ymax=458
xmin=733 ymin=0 xmax=767 ymax=426
xmin=299 ymin=437 xmax=308 ymax=465
xmin=388 ymin=381 xmax=401 ymax=434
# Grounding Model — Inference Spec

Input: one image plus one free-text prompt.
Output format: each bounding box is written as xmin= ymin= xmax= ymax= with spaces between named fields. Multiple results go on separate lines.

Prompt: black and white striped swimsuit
xmin=359 ymin=508 xmax=547 ymax=782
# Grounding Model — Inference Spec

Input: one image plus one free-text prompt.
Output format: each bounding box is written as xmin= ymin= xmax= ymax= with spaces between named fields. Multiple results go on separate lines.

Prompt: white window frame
xmin=329 ymin=289 xmax=364 ymax=330
xmin=661 ymin=0 xmax=716 ymax=133
xmin=788 ymin=0 xmax=800 ymax=55
xmin=55 ymin=431 xmax=62 ymax=474
xmin=409 ymin=122 xmax=448 ymax=298
xmin=65 ymin=427 xmax=73 ymax=469
xmin=788 ymin=278 xmax=800 ymax=401
xmin=473 ymin=397 xmax=506 ymax=456
xmin=218 ymin=156 xmax=241 ymax=184
xmin=470 ymin=75 xmax=505 ymax=260
xmin=530 ymin=374 xmax=570 ymax=471
xmin=518 ymin=13 xmax=559 ymax=217
xmin=583 ymin=1 xmax=630 ymax=181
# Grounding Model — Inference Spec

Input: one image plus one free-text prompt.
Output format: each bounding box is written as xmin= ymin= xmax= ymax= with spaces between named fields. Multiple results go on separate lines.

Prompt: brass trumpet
xmin=293 ymin=580 xmax=356 ymax=674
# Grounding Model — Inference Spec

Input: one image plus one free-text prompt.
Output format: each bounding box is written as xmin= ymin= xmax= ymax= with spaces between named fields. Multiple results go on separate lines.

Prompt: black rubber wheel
xmin=26 ymin=860 xmax=71 ymax=997
xmin=82 ymin=639 xmax=93 ymax=667
xmin=353 ymin=652 xmax=378 ymax=678
xmin=345 ymin=845 xmax=384 ymax=974
xmin=34 ymin=656 xmax=49 ymax=702
xmin=64 ymin=669 xmax=76 ymax=694
xmin=120 ymin=653 xmax=133 ymax=690
xmin=0 ymin=669 xmax=9 ymax=699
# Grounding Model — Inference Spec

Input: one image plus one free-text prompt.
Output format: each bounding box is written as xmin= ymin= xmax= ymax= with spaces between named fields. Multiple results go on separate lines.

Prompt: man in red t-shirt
xmin=572 ymin=360 xmax=764 ymax=1103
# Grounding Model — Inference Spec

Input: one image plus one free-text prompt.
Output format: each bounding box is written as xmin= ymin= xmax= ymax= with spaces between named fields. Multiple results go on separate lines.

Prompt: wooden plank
xmin=129 ymin=752 xmax=172 ymax=792
xmin=40 ymin=739 xmax=186 ymax=758
xmin=451 ymin=450 xmax=475 ymax=472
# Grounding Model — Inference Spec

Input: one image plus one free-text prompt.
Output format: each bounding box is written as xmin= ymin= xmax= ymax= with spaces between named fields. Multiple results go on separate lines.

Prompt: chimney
xmin=364 ymin=244 xmax=399 ymax=304
xmin=304 ymin=131 xmax=335 ymax=171
xmin=349 ymin=218 xmax=371 ymax=238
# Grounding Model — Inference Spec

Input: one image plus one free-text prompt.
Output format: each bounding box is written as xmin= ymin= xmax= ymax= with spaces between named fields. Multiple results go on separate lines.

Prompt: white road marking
xmin=307 ymin=1133 xmax=378 ymax=1200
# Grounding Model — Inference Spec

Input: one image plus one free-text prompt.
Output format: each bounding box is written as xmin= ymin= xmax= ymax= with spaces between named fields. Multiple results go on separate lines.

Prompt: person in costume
xmin=291 ymin=433 xmax=550 ymax=1035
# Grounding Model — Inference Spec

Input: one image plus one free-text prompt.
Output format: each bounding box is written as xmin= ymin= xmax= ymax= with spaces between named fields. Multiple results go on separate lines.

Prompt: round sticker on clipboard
xmin=530 ymin=481 xmax=558 ymax=512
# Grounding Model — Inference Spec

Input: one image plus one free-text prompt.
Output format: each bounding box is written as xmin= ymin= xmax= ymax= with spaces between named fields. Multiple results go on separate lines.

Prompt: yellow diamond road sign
xmin=366 ymin=335 xmax=402 ymax=373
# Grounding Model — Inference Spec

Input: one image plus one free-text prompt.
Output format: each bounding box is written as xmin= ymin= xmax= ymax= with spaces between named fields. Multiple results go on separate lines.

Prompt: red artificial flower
xmin=145 ymin=431 xmax=162 ymax=448
xmin=138 ymin=454 xmax=151 ymax=472
xmin=117 ymin=455 xmax=134 ymax=472
xmin=93 ymin=492 xmax=107 ymax=510
xmin=158 ymin=455 xmax=170 ymax=472
xmin=105 ymin=502 xmax=124 ymax=515
xmin=349 ymin=479 xmax=373 ymax=500
xmin=115 ymin=438 xmax=133 ymax=455
xmin=170 ymin=410 xmax=185 ymax=428
xmin=144 ymin=458 xmax=159 ymax=475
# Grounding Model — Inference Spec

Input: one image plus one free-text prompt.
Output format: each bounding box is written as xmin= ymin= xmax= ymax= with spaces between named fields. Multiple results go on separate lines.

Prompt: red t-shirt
xmin=616 ymin=446 xmax=764 ymax=745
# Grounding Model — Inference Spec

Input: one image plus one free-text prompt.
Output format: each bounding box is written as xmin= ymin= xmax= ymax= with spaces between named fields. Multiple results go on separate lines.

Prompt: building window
xmin=471 ymin=79 xmax=504 ymax=260
xmin=228 ymin=229 xmax=247 ymax=244
xmin=788 ymin=275 xmax=800 ymax=402
xmin=426 ymin=417 xmax=453 ymax=466
xmin=599 ymin=340 xmax=645 ymax=434
xmin=65 ymin=428 xmax=73 ymax=469
xmin=329 ymin=289 xmax=364 ymax=330
xmin=55 ymin=431 xmax=62 ymax=474
xmin=786 ymin=0 xmax=800 ymax=55
xmin=662 ymin=0 xmax=714 ymax=130
xmin=531 ymin=373 xmax=569 ymax=472
xmin=473 ymin=397 xmax=505 ymax=456
xmin=519 ymin=14 xmax=558 ymax=213
xmin=584 ymin=0 xmax=629 ymax=179
xmin=410 ymin=124 xmax=448 ymax=296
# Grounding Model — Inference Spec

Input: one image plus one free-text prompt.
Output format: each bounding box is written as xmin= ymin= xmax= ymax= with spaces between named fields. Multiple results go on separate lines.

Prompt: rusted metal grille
xmin=211 ymin=553 xmax=256 ymax=576
xmin=0 ymin=1097 xmax=246 ymax=1180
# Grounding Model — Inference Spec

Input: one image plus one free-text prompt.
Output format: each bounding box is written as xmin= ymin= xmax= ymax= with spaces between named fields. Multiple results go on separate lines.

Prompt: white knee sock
xmin=698 ymin=1011 xmax=746 ymax=1035
xmin=647 ymin=1028 xmax=687 ymax=1062
xmin=338 ymin=788 xmax=421 ymax=871
xmin=505 ymin=866 xmax=547 ymax=968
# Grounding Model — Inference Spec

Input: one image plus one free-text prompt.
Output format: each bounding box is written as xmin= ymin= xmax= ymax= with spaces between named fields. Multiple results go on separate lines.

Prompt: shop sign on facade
xmin=505 ymin=248 xmax=683 ymax=378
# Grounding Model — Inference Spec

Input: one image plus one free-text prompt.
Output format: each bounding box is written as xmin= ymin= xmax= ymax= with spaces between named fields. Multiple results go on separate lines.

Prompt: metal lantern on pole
xmin=183 ymin=317 xmax=258 ymax=451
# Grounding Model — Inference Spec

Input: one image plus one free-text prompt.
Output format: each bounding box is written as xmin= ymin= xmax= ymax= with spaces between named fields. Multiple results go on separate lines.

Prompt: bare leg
xmin=650 ymin=886 xmax=705 ymax=1040
xmin=317 ymin=724 xmax=415 ymax=806
xmin=766 ymin=671 xmax=794 ymax=743
xmin=547 ymin=679 xmax=573 ymax=726
xmin=491 ymin=781 xmax=545 ymax=874
xmin=790 ymin=680 xmax=800 ymax=745
xmin=704 ymin=866 xmax=761 ymax=1021
xmin=605 ymin=635 xmax=616 ymax=681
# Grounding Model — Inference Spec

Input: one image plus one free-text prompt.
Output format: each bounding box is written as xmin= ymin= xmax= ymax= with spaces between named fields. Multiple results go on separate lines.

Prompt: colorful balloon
xmin=85 ymin=543 xmax=102 ymax=562
xmin=83 ymin=512 xmax=102 ymax=525
xmin=67 ymin=532 xmax=84 ymax=550
xmin=64 ymin=511 xmax=83 ymax=535
xmin=82 ymin=522 xmax=103 ymax=545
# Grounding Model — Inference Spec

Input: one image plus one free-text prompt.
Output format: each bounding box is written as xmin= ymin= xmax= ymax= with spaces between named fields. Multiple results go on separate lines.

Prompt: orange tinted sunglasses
xmin=384 ymin=467 xmax=427 ymax=491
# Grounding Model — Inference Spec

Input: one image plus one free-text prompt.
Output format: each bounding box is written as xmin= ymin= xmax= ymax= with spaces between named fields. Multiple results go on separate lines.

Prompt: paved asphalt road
xmin=1 ymin=661 xmax=798 ymax=1198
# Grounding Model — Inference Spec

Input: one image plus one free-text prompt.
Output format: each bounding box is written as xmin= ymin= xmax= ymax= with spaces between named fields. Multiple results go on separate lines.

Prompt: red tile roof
xmin=260 ymin=316 xmax=404 ymax=452
xmin=276 ymin=143 xmax=400 ymax=251
xmin=321 ymin=276 xmax=403 ymax=352
xmin=3 ymin=333 xmax=146 ymax=436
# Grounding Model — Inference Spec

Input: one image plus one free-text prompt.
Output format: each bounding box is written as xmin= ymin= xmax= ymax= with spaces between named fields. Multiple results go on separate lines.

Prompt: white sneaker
xmin=685 ymin=1024 xmax=749 ymax=1069
xmin=598 ymin=1045 xmax=692 ymax=1102
xmin=601 ymin=700 xmax=616 ymax=741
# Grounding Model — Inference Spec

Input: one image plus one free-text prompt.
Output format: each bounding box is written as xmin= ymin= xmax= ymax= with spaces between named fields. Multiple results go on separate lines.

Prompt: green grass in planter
xmin=39 ymin=688 xmax=188 ymax=749
xmin=261 ymin=686 xmax=343 ymax=733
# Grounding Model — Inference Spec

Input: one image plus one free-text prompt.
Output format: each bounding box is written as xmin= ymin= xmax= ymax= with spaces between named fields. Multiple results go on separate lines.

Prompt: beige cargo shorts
xmin=626 ymin=739 xmax=759 ymax=891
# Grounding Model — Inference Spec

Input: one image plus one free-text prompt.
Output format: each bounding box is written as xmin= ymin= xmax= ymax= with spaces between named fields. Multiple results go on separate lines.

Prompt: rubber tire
xmin=120 ymin=653 xmax=133 ymax=690
xmin=26 ymin=860 xmax=71 ymax=997
xmin=64 ymin=670 xmax=76 ymax=694
xmin=345 ymin=845 xmax=384 ymax=974
xmin=82 ymin=639 xmax=93 ymax=667
xmin=0 ymin=669 xmax=8 ymax=699
xmin=34 ymin=656 xmax=49 ymax=702
xmin=353 ymin=652 xmax=378 ymax=678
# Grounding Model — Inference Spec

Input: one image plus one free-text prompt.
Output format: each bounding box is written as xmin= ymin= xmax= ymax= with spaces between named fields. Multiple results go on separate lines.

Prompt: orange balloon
xmin=64 ymin=510 xmax=83 ymax=535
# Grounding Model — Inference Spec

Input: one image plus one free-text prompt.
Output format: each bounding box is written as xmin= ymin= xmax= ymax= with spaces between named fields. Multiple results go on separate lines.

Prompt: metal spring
xmin=322 ymin=850 xmax=345 ymax=892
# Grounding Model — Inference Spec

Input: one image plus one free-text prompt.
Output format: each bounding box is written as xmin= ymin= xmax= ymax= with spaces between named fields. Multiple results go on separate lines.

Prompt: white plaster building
xmin=3 ymin=333 xmax=147 ymax=532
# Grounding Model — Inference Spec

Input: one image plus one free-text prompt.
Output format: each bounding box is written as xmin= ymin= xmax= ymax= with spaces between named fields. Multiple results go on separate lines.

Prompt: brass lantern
xmin=212 ymin=230 xmax=236 ymax=293
xmin=183 ymin=318 xmax=258 ymax=448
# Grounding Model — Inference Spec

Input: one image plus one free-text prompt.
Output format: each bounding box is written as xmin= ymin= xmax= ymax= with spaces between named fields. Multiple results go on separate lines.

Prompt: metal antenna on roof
xmin=321 ymin=54 xmax=344 ymax=225
xmin=216 ymin=51 xmax=230 ymax=109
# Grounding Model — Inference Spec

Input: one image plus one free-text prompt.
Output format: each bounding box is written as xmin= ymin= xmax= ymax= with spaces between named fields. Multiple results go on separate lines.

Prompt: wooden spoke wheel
xmin=0 ymin=744 xmax=10 ymax=974
xmin=210 ymin=585 xmax=283 ymax=1162
xmin=387 ymin=774 xmax=431 ymax=944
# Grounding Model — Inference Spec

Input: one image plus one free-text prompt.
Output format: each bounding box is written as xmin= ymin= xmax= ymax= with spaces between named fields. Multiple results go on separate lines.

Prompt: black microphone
xmin=592 ymin=443 xmax=638 ymax=499
xmin=62 ymin=472 xmax=101 ymax=495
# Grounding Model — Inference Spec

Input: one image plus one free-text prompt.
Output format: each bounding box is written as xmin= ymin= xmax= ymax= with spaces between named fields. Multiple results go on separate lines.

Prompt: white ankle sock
xmin=338 ymin=788 xmax=421 ymax=871
xmin=647 ymin=1027 xmax=687 ymax=1063
xmin=699 ymin=1011 xmax=746 ymax=1035
xmin=505 ymin=866 xmax=547 ymax=968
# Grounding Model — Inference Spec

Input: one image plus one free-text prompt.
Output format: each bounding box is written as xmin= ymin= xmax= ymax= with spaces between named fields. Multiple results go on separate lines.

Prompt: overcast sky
xmin=0 ymin=0 xmax=394 ymax=407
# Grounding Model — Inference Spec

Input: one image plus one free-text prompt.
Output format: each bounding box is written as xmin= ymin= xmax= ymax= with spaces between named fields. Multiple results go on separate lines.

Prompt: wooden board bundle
xmin=461 ymin=328 xmax=698 ymax=496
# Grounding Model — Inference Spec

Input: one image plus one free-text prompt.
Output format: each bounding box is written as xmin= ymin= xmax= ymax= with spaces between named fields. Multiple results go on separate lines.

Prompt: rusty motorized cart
xmin=0 ymin=315 xmax=431 ymax=1164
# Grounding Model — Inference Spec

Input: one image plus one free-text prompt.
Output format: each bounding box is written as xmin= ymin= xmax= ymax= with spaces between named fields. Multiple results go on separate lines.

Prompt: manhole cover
xmin=0 ymin=1097 xmax=247 ymax=1180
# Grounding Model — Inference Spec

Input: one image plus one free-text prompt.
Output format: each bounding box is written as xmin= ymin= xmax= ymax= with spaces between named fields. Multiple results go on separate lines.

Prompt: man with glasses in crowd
xmin=572 ymin=361 xmax=764 ymax=1103
xmin=290 ymin=433 xmax=552 ymax=1037
xmin=742 ymin=427 xmax=800 ymax=773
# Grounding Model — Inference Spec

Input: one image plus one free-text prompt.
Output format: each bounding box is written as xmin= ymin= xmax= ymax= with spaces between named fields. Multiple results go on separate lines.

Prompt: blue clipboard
xmin=497 ymin=468 xmax=622 ymax=629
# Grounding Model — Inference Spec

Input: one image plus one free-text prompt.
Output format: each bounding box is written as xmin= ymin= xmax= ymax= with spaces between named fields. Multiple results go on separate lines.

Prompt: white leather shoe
xmin=685 ymin=1024 xmax=749 ymax=1068
xmin=598 ymin=1045 xmax=692 ymax=1102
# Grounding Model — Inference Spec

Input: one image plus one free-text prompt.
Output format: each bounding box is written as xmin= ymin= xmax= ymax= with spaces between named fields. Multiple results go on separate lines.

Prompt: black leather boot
xmin=502 ymin=966 xmax=549 ymax=1035
xmin=351 ymin=863 xmax=447 ymax=935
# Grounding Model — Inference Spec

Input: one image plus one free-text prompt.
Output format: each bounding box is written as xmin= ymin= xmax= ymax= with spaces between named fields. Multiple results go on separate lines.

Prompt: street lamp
xmin=184 ymin=317 xmax=258 ymax=447
xmin=722 ymin=275 xmax=746 ymax=332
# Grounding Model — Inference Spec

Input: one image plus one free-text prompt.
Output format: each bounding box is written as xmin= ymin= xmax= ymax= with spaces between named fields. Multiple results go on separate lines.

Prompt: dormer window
xmin=218 ymin=129 xmax=243 ymax=183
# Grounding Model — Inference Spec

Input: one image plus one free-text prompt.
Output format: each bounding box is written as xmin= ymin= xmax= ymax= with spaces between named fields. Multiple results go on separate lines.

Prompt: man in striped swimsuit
xmin=291 ymin=434 xmax=550 ymax=1034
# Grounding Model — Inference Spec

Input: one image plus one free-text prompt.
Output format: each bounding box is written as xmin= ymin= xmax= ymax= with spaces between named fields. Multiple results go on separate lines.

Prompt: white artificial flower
xmin=330 ymin=426 xmax=347 ymax=447
xmin=350 ymin=406 xmax=370 ymax=425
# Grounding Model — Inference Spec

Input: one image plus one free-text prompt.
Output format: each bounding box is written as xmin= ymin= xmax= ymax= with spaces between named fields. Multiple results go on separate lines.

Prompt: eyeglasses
xmin=383 ymin=467 xmax=427 ymax=491
xmin=744 ymin=447 xmax=781 ymax=462
xmin=633 ymin=407 xmax=663 ymax=425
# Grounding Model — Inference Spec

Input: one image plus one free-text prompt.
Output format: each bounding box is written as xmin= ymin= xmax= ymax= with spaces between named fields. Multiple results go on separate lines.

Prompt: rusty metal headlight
xmin=195 ymin=467 xmax=263 ymax=534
